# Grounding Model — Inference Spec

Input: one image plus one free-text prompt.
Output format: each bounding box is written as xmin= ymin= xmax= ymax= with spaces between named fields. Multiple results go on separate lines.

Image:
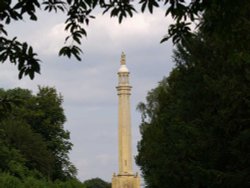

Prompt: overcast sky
xmin=2 ymin=7 xmax=175 ymax=182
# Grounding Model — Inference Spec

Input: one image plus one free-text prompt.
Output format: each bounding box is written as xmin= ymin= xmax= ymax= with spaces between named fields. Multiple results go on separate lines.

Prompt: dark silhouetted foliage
xmin=1 ymin=0 xmax=212 ymax=79
xmin=136 ymin=1 xmax=250 ymax=187
xmin=83 ymin=178 xmax=111 ymax=188
xmin=0 ymin=87 xmax=76 ymax=181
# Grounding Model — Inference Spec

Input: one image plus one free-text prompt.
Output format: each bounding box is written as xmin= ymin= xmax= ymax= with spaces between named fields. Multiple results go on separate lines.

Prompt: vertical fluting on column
xmin=116 ymin=52 xmax=133 ymax=175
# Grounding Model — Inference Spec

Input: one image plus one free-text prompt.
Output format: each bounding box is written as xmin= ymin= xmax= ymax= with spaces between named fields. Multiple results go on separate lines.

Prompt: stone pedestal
xmin=112 ymin=173 xmax=140 ymax=188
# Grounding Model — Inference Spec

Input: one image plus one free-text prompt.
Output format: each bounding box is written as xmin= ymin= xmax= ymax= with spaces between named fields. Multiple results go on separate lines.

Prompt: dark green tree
xmin=136 ymin=1 xmax=250 ymax=187
xmin=0 ymin=137 xmax=27 ymax=178
xmin=0 ymin=87 xmax=76 ymax=181
xmin=83 ymin=178 xmax=111 ymax=188
xmin=0 ymin=119 xmax=54 ymax=178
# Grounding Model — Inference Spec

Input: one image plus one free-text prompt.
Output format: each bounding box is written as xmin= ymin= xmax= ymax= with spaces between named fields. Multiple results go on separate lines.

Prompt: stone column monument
xmin=112 ymin=52 xmax=140 ymax=188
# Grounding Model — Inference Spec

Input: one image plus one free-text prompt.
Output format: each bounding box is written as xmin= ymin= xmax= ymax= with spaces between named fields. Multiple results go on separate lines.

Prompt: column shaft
xmin=118 ymin=91 xmax=132 ymax=174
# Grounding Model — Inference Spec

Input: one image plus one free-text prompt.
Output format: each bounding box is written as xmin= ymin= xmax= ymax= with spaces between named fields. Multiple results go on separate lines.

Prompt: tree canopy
xmin=1 ymin=0 xmax=209 ymax=79
xmin=83 ymin=177 xmax=111 ymax=188
xmin=136 ymin=0 xmax=250 ymax=187
xmin=0 ymin=86 xmax=76 ymax=181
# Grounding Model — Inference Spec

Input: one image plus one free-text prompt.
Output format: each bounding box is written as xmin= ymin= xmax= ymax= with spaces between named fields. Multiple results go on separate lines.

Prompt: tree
xmin=83 ymin=178 xmax=111 ymax=188
xmin=0 ymin=137 xmax=27 ymax=179
xmin=0 ymin=0 xmax=209 ymax=79
xmin=136 ymin=1 xmax=250 ymax=187
xmin=0 ymin=87 xmax=76 ymax=181
xmin=31 ymin=87 xmax=76 ymax=180
xmin=0 ymin=119 xmax=54 ymax=178
xmin=0 ymin=173 xmax=86 ymax=187
xmin=137 ymin=44 xmax=250 ymax=188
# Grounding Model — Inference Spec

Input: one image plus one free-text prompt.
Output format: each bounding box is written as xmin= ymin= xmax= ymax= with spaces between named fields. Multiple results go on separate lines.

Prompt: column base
xmin=112 ymin=172 xmax=140 ymax=188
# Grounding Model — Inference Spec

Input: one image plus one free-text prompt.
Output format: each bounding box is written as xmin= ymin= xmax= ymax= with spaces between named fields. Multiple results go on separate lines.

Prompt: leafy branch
xmin=0 ymin=36 xmax=40 ymax=79
xmin=0 ymin=0 xmax=207 ymax=79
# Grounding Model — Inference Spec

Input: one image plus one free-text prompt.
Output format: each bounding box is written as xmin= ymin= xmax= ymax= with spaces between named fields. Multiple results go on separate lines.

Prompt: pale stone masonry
xmin=112 ymin=53 xmax=140 ymax=188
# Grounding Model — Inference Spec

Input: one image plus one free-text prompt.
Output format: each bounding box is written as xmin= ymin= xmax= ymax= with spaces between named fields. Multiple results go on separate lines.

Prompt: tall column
xmin=116 ymin=52 xmax=133 ymax=175
xmin=112 ymin=52 xmax=140 ymax=188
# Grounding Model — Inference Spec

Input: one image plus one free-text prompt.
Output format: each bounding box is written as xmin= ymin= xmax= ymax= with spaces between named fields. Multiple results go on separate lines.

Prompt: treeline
xmin=0 ymin=87 xmax=83 ymax=187
xmin=0 ymin=87 xmax=112 ymax=187
xmin=136 ymin=1 xmax=250 ymax=188
xmin=0 ymin=174 xmax=84 ymax=188
xmin=0 ymin=174 xmax=110 ymax=188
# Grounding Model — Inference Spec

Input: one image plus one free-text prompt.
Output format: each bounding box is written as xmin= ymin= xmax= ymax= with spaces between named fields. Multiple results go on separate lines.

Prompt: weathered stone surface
xmin=112 ymin=173 xmax=140 ymax=188
xmin=112 ymin=53 xmax=140 ymax=188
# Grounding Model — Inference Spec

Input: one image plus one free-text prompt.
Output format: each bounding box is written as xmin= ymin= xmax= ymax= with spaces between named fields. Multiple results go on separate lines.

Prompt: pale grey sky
xmin=2 ymin=8 xmax=175 ymax=182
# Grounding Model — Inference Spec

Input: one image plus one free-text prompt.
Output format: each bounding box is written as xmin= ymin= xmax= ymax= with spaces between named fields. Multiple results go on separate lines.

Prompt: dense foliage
xmin=136 ymin=1 xmax=250 ymax=188
xmin=1 ymin=0 xmax=208 ymax=79
xmin=0 ymin=173 xmax=85 ymax=188
xmin=0 ymin=87 xmax=82 ymax=186
xmin=83 ymin=177 xmax=111 ymax=188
